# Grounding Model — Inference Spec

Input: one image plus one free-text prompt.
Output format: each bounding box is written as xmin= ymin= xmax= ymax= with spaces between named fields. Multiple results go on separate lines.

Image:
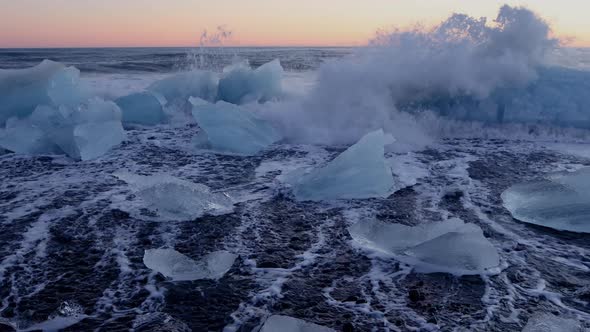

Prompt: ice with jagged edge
xmin=0 ymin=98 xmax=125 ymax=160
xmin=148 ymin=70 xmax=218 ymax=105
xmin=191 ymin=99 xmax=282 ymax=156
xmin=502 ymin=167 xmax=590 ymax=233
xmin=0 ymin=60 xmax=87 ymax=125
xmin=349 ymin=218 xmax=500 ymax=275
xmin=115 ymin=92 xmax=166 ymax=126
xmin=114 ymin=172 xmax=234 ymax=221
xmin=143 ymin=249 xmax=237 ymax=281
xmin=217 ymin=59 xmax=284 ymax=104
xmin=288 ymin=129 xmax=395 ymax=201
xmin=260 ymin=315 xmax=335 ymax=332
xmin=522 ymin=312 xmax=583 ymax=332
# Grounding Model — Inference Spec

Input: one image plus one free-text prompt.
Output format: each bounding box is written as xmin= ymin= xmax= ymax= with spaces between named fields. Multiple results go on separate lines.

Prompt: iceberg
xmin=217 ymin=60 xmax=284 ymax=104
xmin=0 ymin=99 xmax=125 ymax=160
xmin=502 ymin=167 xmax=590 ymax=233
xmin=114 ymin=172 xmax=234 ymax=221
xmin=522 ymin=312 xmax=582 ymax=332
xmin=260 ymin=315 xmax=335 ymax=332
xmin=349 ymin=218 xmax=500 ymax=275
xmin=191 ymin=100 xmax=282 ymax=156
xmin=289 ymin=130 xmax=395 ymax=201
xmin=148 ymin=70 xmax=218 ymax=104
xmin=143 ymin=249 xmax=237 ymax=281
xmin=115 ymin=92 xmax=166 ymax=126
xmin=0 ymin=60 xmax=87 ymax=125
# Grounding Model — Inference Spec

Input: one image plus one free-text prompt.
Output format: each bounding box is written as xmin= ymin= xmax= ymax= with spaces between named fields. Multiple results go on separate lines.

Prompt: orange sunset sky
xmin=1 ymin=0 xmax=589 ymax=48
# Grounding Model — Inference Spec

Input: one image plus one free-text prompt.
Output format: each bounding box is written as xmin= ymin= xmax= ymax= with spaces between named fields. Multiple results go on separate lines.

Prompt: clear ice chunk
xmin=522 ymin=312 xmax=582 ymax=332
xmin=148 ymin=70 xmax=218 ymax=104
xmin=217 ymin=59 xmax=284 ymax=104
xmin=114 ymin=172 xmax=234 ymax=221
xmin=0 ymin=117 xmax=59 ymax=154
xmin=349 ymin=218 xmax=500 ymax=275
xmin=191 ymin=100 xmax=282 ymax=156
xmin=143 ymin=249 xmax=237 ymax=281
xmin=289 ymin=130 xmax=395 ymax=201
xmin=502 ymin=167 xmax=590 ymax=233
xmin=115 ymin=92 xmax=166 ymax=126
xmin=260 ymin=315 xmax=335 ymax=332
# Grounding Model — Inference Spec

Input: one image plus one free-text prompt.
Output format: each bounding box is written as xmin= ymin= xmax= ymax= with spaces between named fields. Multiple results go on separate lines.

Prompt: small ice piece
xmin=143 ymin=249 xmax=237 ymax=281
xmin=114 ymin=172 xmax=234 ymax=220
xmin=46 ymin=66 xmax=87 ymax=107
xmin=0 ymin=117 xmax=59 ymax=154
xmin=290 ymin=130 xmax=395 ymax=201
xmin=115 ymin=92 xmax=166 ymax=126
xmin=148 ymin=70 xmax=218 ymax=104
xmin=191 ymin=101 xmax=282 ymax=156
xmin=217 ymin=59 xmax=284 ymax=104
xmin=502 ymin=167 xmax=590 ymax=233
xmin=522 ymin=312 xmax=582 ymax=332
xmin=349 ymin=218 xmax=500 ymax=275
xmin=260 ymin=315 xmax=335 ymax=332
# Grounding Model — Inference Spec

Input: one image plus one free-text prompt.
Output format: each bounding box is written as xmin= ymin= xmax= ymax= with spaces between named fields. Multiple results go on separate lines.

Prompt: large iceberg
xmin=0 ymin=98 xmax=125 ymax=160
xmin=502 ymin=167 xmax=590 ymax=233
xmin=114 ymin=172 xmax=234 ymax=221
xmin=260 ymin=316 xmax=335 ymax=332
xmin=217 ymin=60 xmax=284 ymax=104
xmin=143 ymin=249 xmax=237 ymax=281
xmin=191 ymin=100 xmax=282 ymax=156
xmin=349 ymin=218 xmax=500 ymax=275
xmin=289 ymin=130 xmax=395 ymax=201
xmin=0 ymin=60 xmax=86 ymax=125
xmin=115 ymin=92 xmax=166 ymax=126
xmin=148 ymin=70 xmax=218 ymax=104
xmin=522 ymin=312 xmax=582 ymax=332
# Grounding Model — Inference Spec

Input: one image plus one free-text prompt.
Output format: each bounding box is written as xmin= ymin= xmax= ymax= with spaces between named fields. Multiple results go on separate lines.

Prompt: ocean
xmin=1 ymin=8 xmax=590 ymax=332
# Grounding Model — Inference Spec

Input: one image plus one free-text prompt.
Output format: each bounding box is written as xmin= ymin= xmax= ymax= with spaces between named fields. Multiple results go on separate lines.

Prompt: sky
xmin=0 ymin=0 xmax=589 ymax=48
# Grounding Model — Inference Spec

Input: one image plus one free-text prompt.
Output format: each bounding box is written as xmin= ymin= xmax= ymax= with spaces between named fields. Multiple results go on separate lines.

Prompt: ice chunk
xmin=143 ymin=249 xmax=237 ymax=281
xmin=349 ymin=218 xmax=500 ymax=275
xmin=0 ymin=60 xmax=88 ymax=126
xmin=502 ymin=167 xmax=590 ymax=233
xmin=115 ymin=92 xmax=166 ymax=126
xmin=191 ymin=100 xmax=282 ymax=156
xmin=289 ymin=130 xmax=395 ymax=201
xmin=148 ymin=70 xmax=218 ymax=104
xmin=522 ymin=312 xmax=582 ymax=332
xmin=217 ymin=60 xmax=284 ymax=104
xmin=114 ymin=172 xmax=234 ymax=221
xmin=0 ymin=99 xmax=125 ymax=160
xmin=260 ymin=315 xmax=335 ymax=332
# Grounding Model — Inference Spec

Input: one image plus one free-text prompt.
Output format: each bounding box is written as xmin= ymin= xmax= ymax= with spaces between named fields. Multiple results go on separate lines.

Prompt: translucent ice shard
xmin=290 ymin=130 xmax=395 ymax=201
xmin=0 ymin=117 xmax=59 ymax=154
xmin=349 ymin=218 xmax=500 ymax=275
xmin=115 ymin=92 xmax=166 ymax=126
xmin=143 ymin=249 xmax=237 ymax=281
xmin=148 ymin=70 xmax=218 ymax=104
xmin=0 ymin=60 xmax=88 ymax=125
xmin=502 ymin=167 xmax=590 ymax=233
xmin=191 ymin=100 xmax=282 ymax=156
xmin=217 ymin=60 xmax=284 ymax=104
xmin=260 ymin=315 xmax=335 ymax=332
xmin=522 ymin=312 xmax=582 ymax=332
xmin=114 ymin=172 xmax=234 ymax=221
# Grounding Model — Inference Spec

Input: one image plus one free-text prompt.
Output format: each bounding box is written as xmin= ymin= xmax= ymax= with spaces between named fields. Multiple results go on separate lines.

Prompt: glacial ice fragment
xmin=0 ymin=117 xmax=59 ymax=154
xmin=114 ymin=172 xmax=234 ymax=221
xmin=191 ymin=100 xmax=282 ymax=156
xmin=148 ymin=70 xmax=218 ymax=104
xmin=289 ymin=130 xmax=395 ymax=201
xmin=260 ymin=315 xmax=335 ymax=332
xmin=502 ymin=167 xmax=590 ymax=233
xmin=217 ymin=60 xmax=284 ymax=104
xmin=349 ymin=218 xmax=500 ymax=275
xmin=522 ymin=312 xmax=582 ymax=332
xmin=143 ymin=249 xmax=237 ymax=281
xmin=115 ymin=92 xmax=166 ymax=126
